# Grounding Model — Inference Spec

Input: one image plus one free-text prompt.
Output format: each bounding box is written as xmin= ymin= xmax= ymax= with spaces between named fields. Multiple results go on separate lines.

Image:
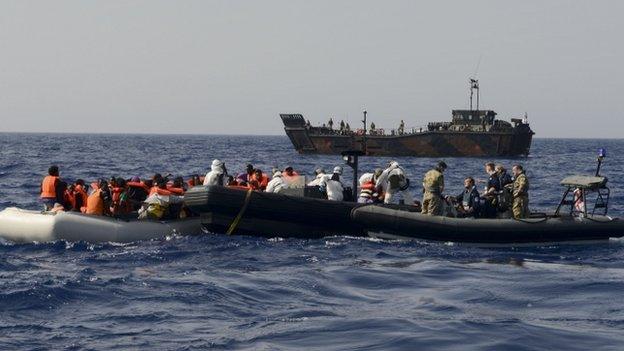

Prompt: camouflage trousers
xmin=422 ymin=193 xmax=443 ymax=216
xmin=512 ymin=195 xmax=529 ymax=219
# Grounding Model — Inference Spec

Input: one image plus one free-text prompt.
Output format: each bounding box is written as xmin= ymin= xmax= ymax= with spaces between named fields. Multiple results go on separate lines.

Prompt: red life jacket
xmin=64 ymin=189 xmax=75 ymax=209
xmin=110 ymin=187 xmax=131 ymax=215
xmin=41 ymin=175 xmax=59 ymax=198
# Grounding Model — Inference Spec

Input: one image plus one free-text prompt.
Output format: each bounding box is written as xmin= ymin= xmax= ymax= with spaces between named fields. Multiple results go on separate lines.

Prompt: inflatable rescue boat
xmin=0 ymin=207 xmax=203 ymax=243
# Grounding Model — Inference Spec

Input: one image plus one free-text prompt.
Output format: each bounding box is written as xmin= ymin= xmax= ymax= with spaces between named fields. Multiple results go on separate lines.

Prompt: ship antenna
xmin=362 ymin=110 xmax=367 ymax=154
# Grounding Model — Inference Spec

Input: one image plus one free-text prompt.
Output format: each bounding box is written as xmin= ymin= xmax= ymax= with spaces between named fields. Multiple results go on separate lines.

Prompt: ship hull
xmin=284 ymin=127 xmax=533 ymax=157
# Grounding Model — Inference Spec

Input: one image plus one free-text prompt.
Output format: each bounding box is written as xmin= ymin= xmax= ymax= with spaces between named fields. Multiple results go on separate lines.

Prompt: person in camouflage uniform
xmin=422 ymin=161 xmax=447 ymax=215
xmin=511 ymin=164 xmax=529 ymax=218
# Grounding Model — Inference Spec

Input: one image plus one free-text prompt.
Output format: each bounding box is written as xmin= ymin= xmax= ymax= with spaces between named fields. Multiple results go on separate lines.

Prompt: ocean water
xmin=1 ymin=133 xmax=624 ymax=350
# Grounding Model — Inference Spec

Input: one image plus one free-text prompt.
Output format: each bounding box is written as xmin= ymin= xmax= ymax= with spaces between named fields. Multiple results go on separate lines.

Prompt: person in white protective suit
xmin=138 ymin=193 xmax=184 ymax=220
xmin=266 ymin=170 xmax=288 ymax=193
xmin=375 ymin=161 xmax=413 ymax=205
xmin=203 ymin=159 xmax=228 ymax=186
xmin=320 ymin=172 xmax=344 ymax=201
xmin=307 ymin=168 xmax=329 ymax=186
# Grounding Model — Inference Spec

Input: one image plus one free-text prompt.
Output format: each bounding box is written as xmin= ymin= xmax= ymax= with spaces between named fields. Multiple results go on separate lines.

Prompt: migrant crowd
xmin=39 ymin=159 xmax=531 ymax=221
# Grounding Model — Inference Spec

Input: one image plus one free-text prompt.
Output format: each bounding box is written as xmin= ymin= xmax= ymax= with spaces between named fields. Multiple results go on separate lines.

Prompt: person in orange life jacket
xmin=72 ymin=179 xmax=89 ymax=212
xmin=110 ymin=177 xmax=132 ymax=216
xmin=85 ymin=179 xmax=112 ymax=216
xmin=166 ymin=176 xmax=186 ymax=195
xmin=237 ymin=164 xmax=255 ymax=184
xmin=358 ymin=168 xmax=383 ymax=203
xmin=40 ymin=165 xmax=64 ymax=211
xmin=125 ymin=176 xmax=150 ymax=211
xmin=282 ymin=166 xmax=300 ymax=185
xmin=249 ymin=169 xmax=269 ymax=191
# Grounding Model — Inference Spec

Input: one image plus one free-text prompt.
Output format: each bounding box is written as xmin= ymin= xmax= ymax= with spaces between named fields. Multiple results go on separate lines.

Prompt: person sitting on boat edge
xmin=84 ymin=179 xmax=112 ymax=216
xmin=282 ymin=166 xmax=300 ymax=185
xmin=126 ymin=176 xmax=150 ymax=211
xmin=71 ymin=179 xmax=89 ymax=212
xmin=203 ymin=159 xmax=228 ymax=186
xmin=422 ymin=161 xmax=447 ymax=215
xmin=358 ymin=168 xmax=383 ymax=203
xmin=449 ymin=177 xmax=480 ymax=218
xmin=111 ymin=177 xmax=132 ymax=217
xmin=236 ymin=164 xmax=255 ymax=184
xmin=249 ymin=169 xmax=270 ymax=191
xmin=376 ymin=161 xmax=412 ymax=205
xmin=266 ymin=170 xmax=288 ymax=193
xmin=40 ymin=165 xmax=63 ymax=211
xmin=510 ymin=164 xmax=530 ymax=219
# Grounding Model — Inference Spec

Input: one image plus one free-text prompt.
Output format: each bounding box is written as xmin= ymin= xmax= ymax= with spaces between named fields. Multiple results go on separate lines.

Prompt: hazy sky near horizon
xmin=1 ymin=1 xmax=623 ymax=137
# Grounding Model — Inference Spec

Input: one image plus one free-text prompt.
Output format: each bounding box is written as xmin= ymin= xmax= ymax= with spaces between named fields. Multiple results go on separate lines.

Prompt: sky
xmin=0 ymin=1 xmax=623 ymax=137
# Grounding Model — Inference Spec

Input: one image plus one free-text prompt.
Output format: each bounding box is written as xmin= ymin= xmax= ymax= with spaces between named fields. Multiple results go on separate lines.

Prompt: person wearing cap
xmin=307 ymin=167 xmax=329 ymax=187
xmin=422 ymin=161 xmax=447 ymax=215
xmin=203 ymin=159 xmax=228 ymax=186
xmin=376 ymin=161 xmax=413 ymax=205
xmin=282 ymin=166 xmax=300 ymax=185
xmin=266 ymin=170 xmax=288 ymax=193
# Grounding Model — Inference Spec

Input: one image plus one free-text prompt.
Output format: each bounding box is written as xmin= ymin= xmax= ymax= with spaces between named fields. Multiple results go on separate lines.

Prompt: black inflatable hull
xmin=185 ymin=186 xmax=364 ymax=238
xmin=352 ymin=205 xmax=624 ymax=244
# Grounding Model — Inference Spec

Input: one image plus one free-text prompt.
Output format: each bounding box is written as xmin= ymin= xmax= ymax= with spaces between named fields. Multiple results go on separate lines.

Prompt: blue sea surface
xmin=1 ymin=133 xmax=624 ymax=350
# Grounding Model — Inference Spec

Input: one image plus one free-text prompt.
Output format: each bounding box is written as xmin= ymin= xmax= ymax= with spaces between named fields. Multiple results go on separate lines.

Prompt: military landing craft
xmin=281 ymin=80 xmax=534 ymax=157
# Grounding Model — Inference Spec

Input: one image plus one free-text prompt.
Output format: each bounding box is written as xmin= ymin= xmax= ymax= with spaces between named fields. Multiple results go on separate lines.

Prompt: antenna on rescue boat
xmin=469 ymin=78 xmax=479 ymax=112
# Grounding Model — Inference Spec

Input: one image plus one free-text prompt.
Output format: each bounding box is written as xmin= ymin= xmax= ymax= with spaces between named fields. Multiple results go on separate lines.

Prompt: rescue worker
xmin=482 ymin=162 xmax=500 ymax=218
xmin=320 ymin=172 xmax=344 ymax=201
xmin=203 ymin=159 xmax=228 ymax=186
xmin=452 ymin=177 xmax=480 ymax=217
xmin=85 ymin=179 xmax=111 ymax=216
xmin=421 ymin=161 xmax=447 ymax=215
xmin=495 ymin=164 xmax=513 ymax=213
xmin=358 ymin=168 xmax=383 ymax=203
xmin=307 ymin=168 xmax=328 ymax=187
xmin=266 ymin=170 xmax=288 ymax=193
xmin=40 ymin=165 xmax=62 ymax=211
xmin=249 ymin=169 xmax=270 ymax=191
xmin=377 ymin=161 xmax=413 ymax=205
xmin=511 ymin=164 xmax=530 ymax=218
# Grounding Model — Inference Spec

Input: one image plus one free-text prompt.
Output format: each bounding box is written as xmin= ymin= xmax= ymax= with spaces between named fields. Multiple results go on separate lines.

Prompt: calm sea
xmin=1 ymin=133 xmax=623 ymax=350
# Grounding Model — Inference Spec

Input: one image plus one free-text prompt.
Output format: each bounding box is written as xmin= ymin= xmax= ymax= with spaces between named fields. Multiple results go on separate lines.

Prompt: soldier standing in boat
xmin=422 ymin=161 xmax=447 ymax=215
xmin=511 ymin=164 xmax=529 ymax=218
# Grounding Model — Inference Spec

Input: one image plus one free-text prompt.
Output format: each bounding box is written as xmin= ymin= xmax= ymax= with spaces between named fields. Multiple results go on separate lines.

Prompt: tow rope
xmin=226 ymin=188 xmax=253 ymax=235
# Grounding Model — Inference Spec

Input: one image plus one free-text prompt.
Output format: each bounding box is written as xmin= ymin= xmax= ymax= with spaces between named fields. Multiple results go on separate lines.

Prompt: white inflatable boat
xmin=0 ymin=207 xmax=203 ymax=243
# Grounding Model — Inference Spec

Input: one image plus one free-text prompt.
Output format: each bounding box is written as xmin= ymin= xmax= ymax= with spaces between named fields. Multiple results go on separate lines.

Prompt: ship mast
xmin=361 ymin=110 xmax=367 ymax=154
xmin=469 ymin=78 xmax=479 ymax=112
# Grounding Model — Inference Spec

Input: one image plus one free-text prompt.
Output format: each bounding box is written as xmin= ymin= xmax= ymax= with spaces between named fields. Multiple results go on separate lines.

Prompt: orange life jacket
xmin=40 ymin=175 xmax=59 ymax=198
xmin=150 ymin=187 xmax=172 ymax=196
xmin=282 ymin=171 xmax=300 ymax=184
xmin=250 ymin=173 xmax=269 ymax=191
xmin=166 ymin=186 xmax=185 ymax=195
xmin=110 ymin=187 xmax=131 ymax=215
xmin=359 ymin=180 xmax=376 ymax=199
xmin=227 ymin=184 xmax=251 ymax=191
xmin=85 ymin=189 xmax=105 ymax=215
